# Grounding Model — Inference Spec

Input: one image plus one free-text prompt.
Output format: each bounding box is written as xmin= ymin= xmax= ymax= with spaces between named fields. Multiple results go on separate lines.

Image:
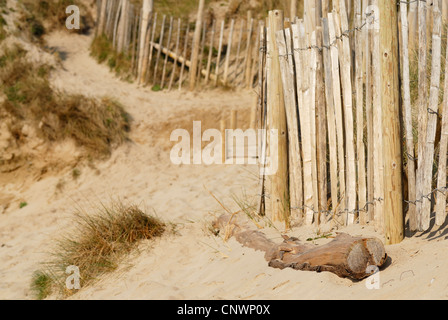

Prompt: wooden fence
xmin=95 ymin=0 xmax=262 ymax=90
xmin=257 ymin=0 xmax=448 ymax=242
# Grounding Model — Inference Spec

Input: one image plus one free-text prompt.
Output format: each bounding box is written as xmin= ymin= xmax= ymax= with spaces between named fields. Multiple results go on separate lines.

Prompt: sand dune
xmin=1 ymin=30 xmax=448 ymax=300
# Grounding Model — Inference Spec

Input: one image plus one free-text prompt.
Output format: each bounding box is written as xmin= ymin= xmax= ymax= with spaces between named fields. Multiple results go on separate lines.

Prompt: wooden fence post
xmin=267 ymin=10 xmax=290 ymax=223
xmin=189 ymin=0 xmax=206 ymax=91
xmin=379 ymin=0 xmax=404 ymax=244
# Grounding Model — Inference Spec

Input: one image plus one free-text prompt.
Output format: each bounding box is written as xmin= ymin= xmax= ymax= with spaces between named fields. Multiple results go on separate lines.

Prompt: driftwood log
xmin=213 ymin=215 xmax=387 ymax=280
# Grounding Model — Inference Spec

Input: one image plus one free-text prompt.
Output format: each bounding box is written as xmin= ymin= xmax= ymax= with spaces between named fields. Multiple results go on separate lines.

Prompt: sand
xmin=1 ymin=30 xmax=448 ymax=300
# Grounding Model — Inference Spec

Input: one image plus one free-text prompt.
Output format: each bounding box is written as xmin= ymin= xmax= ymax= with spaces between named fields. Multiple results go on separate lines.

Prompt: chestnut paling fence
xmin=95 ymin=0 xmax=262 ymax=91
xmin=256 ymin=0 xmax=448 ymax=240
xmin=95 ymin=0 xmax=448 ymax=240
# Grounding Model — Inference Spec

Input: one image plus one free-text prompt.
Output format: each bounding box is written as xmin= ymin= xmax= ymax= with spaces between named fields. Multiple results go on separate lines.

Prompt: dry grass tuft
xmin=31 ymin=201 xmax=166 ymax=299
xmin=0 ymin=44 xmax=131 ymax=157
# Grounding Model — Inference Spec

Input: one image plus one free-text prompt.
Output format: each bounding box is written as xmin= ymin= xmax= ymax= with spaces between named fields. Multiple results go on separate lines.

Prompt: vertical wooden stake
xmin=214 ymin=21 xmax=225 ymax=86
xmin=355 ymin=0 xmax=367 ymax=224
xmin=291 ymin=0 xmax=297 ymax=20
xmin=321 ymin=18 xmax=339 ymax=222
xmin=416 ymin=0 xmax=428 ymax=231
xmin=223 ymin=19 xmax=235 ymax=85
xmin=179 ymin=23 xmax=190 ymax=90
xmin=233 ymin=20 xmax=245 ymax=84
xmin=400 ymin=0 xmax=417 ymax=230
xmin=168 ymin=18 xmax=182 ymax=91
xmin=152 ymin=14 xmax=166 ymax=85
xmin=143 ymin=12 xmax=158 ymax=85
xmin=328 ymin=13 xmax=346 ymax=221
xmin=138 ymin=0 xmax=153 ymax=84
xmin=379 ymin=0 xmax=404 ymax=244
xmin=277 ymin=27 xmax=304 ymax=220
xmin=292 ymin=21 xmax=314 ymax=225
xmin=196 ymin=21 xmax=207 ymax=83
xmin=161 ymin=16 xmax=174 ymax=89
xmin=189 ymin=0 xmax=206 ymax=91
xmin=205 ymin=20 xmax=216 ymax=85
xmin=244 ymin=16 xmax=254 ymax=88
xmin=435 ymin=36 xmax=448 ymax=226
xmin=336 ymin=2 xmax=357 ymax=225
xmin=97 ymin=0 xmax=108 ymax=35
xmin=267 ymin=10 xmax=290 ymax=223
xmin=421 ymin=3 xmax=443 ymax=231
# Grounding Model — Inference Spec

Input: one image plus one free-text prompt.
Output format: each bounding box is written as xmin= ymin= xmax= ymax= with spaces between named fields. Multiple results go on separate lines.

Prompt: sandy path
xmin=1 ymin=31 xmax=448 ymax=300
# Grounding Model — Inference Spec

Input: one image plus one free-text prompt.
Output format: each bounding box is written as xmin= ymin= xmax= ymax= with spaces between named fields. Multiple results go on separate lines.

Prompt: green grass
xmin=31 ymin=201 xmax=166 ymax=299
xmin=30 ymin=270 xmax=53 ymax=300
xmin=90 ymin=34 xmax=134 ymax=82
xmin=19 ymin=201 xmax=28 ymax=209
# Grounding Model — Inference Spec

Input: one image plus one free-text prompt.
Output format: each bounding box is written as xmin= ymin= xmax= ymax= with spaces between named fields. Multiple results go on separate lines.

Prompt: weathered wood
xmin=244 ymin=16 xmax=254 ymax=88
xmin=131 ymin=8 xmax=140 ymax=76
xmin=365 ymin=0 xmax=374 ymax=223
xmin=161 ymin=16 xmax=174 ymax=89
xmin=204 ymin=20 xmax=216 ymax=85
xmin=315 ymin=25 xmax=327 ymax=220
xmin=435 ymin=36 xmax=448 ymax=226
xmin=372 ymin=0 xmax=384 ymax=233
xmin=189 ymin=0 xmax=206 ymax=91
xmin=276 ymin=28 xmax=303 ymax=220
xmin=420 ymin=3 xmax=443 ymax=231
xmin=292 ymin=21 xmax=314 ymax=225
xmin=97 ymin=0 xmax=108 ymax=35
xmin=416 ymin=0 xmax=428 ymax=231
xmin=443 ymin=1 xmax=448 ymax=23
xmin=257 ymin=25 xmax=267 ymax=217
xmin=399 ymin=0 xmax=417 ymax=232
xmin=153 ymin=14 xmax=167 ymax=85
xmin=308 ymin=31 xmax=319 ymax=223
xmin=291 ymin=0 xmax=297 ymax=20
xmin=321 ymin=18 xmax=339 ymax=220
xmin=117 ymin=0 xmax=130 ymax=53
xmin=267 ymin=10 xmax=290 ymax=223
xmin=179 ymin=23 xmax=190 ymax=90
xmin=379 ymin=0 xmax=404 ymax=244
xmin=335 ymin=4 xmax=357 ymax=225
xmin=196 ymin=21 xmax=207 ymax=83
xmin=328 ymin=13 xmax=346 ymax=221
xmin=144 ymin=12 xmax=158 ymax=85
xmin=223 ymin=19 xmax=235 ymax=85
xmin=214 ymin=21 xmax=225 ymax=86
xmin=168 ymin=18 xmax=182 ymax=91
xmin=408 ymin=0 xmax=418 ymax=50
xmin=233 ymin=20 xmax=245 ymax=84
xmin=214 ymin=214 xmax=388 ymax=280
xmin=355 ymin=0 xmax=367 ymax=225
xmin=137 ymin=0 xmax=153 ymax=83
